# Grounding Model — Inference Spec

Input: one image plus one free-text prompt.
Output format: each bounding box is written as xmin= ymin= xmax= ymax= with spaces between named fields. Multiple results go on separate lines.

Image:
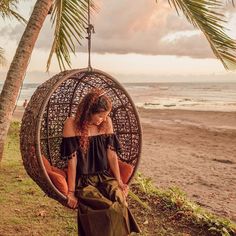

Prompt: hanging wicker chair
xmin=20 ymin=68 xmax=142 ymax=207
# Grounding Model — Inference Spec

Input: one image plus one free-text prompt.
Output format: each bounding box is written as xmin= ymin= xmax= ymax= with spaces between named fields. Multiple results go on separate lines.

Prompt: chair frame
xmin=20 ymin=68 xmax=142 ymax=206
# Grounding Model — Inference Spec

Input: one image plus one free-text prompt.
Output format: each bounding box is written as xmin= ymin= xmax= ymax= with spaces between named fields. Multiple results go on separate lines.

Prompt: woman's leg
xmin=99 ymin=178 xmax=127 ymax=205
xmin=75 ymin=185 xmax=115 ymax=236
xmin=99 ymin=178 xmax=141 ymax=235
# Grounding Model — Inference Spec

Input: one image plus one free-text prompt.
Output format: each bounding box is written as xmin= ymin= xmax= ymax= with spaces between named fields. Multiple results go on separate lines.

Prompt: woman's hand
xmin=118 ymin=180 xmax=129 ymax=198
xmin=67 ymin=192 xmax=78 ymax=209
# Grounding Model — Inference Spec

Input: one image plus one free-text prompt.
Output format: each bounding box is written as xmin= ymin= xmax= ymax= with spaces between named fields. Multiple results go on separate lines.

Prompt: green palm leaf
xmin=168 ymin=0 xmax=236 ymax=70
xmin=47 ymin=0 xmax=95 ymax=70
xmin=0 ymin=0 xmax=26 ymax=23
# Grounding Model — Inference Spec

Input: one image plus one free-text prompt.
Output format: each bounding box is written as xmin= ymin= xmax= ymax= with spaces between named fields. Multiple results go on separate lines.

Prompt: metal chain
xmin=86 ymin=0 xmax=95 ymax=71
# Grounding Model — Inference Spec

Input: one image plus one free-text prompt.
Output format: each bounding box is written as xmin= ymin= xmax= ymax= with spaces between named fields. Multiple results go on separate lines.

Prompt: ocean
xmin=0 ymin=82 xmax=236 ymax=112
xmin=124 ymin=82 xmax=236 ymax=112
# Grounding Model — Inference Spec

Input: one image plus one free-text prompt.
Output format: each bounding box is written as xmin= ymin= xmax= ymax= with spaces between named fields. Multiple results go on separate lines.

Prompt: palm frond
xmin=0 ymin=47 xmax=6 ymax=66
xmin=0 ymin=0 xmax=26 ymax=23
xmin=47 ymin=0 xmax=96 ymax=71
xmin=168 ymin=0 xmax=236 ymax=70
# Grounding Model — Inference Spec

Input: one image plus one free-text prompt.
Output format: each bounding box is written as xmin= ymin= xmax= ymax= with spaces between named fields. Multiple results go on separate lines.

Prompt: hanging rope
xmin=86 ymin=0 xmax=95 ymax=71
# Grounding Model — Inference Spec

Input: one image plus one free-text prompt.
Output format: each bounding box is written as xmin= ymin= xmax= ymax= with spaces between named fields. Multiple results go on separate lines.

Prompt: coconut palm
xmin=0 ymin=0 xmax=26 ymax=65
xmin=0 ymin=0 xmax=87 ymax=161
xmin=0 ymin=0 xmax=235 ymax=161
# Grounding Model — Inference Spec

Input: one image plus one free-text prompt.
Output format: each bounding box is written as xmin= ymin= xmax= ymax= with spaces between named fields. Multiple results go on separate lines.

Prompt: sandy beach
xmin=137 ymin=107 xmax=236 ymax=222
xmin=13 ymin=106 xmax=236 ymax=222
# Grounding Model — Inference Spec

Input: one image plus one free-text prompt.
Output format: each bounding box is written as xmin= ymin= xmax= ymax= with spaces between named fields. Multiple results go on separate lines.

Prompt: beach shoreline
xmin=13 ymin=106 xmax=236 ymax=221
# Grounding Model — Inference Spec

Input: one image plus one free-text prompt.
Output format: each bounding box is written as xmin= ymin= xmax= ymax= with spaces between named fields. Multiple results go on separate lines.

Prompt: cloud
xmin=78 ymin=0 xmax=233 ymax=59
xmin=83 ymin=0 xmax=212 ymax=58
xmin=0 ymin=0 xmax=235 ymax=60
xmin=0 ymin=23 xmax=25 ymax=42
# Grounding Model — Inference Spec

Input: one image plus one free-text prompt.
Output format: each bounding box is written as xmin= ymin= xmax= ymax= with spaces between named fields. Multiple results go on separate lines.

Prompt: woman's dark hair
xmin=74 ymin=88 xmax=112 ymax=154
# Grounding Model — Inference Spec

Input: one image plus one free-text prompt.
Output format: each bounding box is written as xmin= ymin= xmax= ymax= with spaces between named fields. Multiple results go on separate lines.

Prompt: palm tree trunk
xmin=0 ymin=0 xmax=53 ymax=162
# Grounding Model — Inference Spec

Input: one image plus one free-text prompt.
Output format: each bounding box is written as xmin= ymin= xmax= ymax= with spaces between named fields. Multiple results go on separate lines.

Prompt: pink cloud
xmin=1 ymin=0 xmax=235 ymax=60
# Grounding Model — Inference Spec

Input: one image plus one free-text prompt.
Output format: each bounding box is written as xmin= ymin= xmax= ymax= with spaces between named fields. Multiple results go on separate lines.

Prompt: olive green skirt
xmin=75 ymin=171 xmax=141 ymax=236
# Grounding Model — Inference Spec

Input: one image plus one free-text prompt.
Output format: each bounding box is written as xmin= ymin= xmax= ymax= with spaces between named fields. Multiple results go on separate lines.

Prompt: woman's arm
xmin=105 ymin=117 xmax=122 ymax=181
xmin=63 ymin=117 xmax=78 ymax=208
xmin=67 ymin=152 xmax=77 ymax=193
xmin=107 ymin=148 xmax=122 ymax=183
xmin=67 ymin=152 xmax=78 ymax=208
xmin=105 ymin=117 xmax=127 ymax=194
xmin=107 ymin=140 xmax=129 ymax=197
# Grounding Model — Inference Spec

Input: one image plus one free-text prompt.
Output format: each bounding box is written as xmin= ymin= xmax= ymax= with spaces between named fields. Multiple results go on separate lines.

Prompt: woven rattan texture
xmin=20 ymin=69 xmax=142 ymax=206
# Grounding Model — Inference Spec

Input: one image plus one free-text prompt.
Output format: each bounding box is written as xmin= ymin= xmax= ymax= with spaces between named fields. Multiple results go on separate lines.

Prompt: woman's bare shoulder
xmin=64 ymin=116 xmax=75 ymax=124
xmin=105 ymin=116 xmax=114 ymax=134
xmin=63 ymin=117 xmax=76 ymax=137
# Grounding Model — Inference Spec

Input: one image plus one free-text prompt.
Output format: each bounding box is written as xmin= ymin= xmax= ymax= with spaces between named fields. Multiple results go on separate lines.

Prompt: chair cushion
xmin=51 ymin=166 xmax=67 ymax=179
xmin=42 ymin=155 xmax=68 ymax=194
xmin=118 ymin=160 xmax=134 ymax=184
xmin=47 ymin=170 xmax=68 ymax=196
xmin=42 ymin=155 xmax=52 ymax=172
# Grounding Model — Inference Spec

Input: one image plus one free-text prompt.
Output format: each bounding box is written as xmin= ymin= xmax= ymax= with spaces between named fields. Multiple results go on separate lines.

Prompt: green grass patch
xmin=0 ymin=122 xmax=78 ymax=236
xmin=130 ymin=173 xmax=236 ymax=236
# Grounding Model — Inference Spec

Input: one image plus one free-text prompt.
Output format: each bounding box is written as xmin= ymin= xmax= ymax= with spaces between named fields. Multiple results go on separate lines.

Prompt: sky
xmin=0 ymin=0 xmax=236 ymax=83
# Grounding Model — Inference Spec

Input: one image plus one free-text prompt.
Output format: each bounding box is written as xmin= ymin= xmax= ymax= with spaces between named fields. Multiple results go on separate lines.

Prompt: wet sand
xmin=13 ymin=107 xmax=236 ymax=221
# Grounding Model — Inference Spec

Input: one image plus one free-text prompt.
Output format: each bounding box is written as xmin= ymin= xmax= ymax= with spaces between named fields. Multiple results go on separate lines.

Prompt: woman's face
xmin=89 ymin=110 xmax=110 ymax=126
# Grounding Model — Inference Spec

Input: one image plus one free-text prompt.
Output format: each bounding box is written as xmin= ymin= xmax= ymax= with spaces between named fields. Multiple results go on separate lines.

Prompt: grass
xmin=0 ymin=121 xmax=235 ymax=236
xmin=0 ymin=122 xmax=78 ymax=236
xmin=130 ymin=173 xmax=236 ymax=236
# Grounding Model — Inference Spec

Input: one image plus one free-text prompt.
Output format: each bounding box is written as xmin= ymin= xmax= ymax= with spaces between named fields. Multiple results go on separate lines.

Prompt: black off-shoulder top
xmin=60 ymin=133 xmax=123 ymax=177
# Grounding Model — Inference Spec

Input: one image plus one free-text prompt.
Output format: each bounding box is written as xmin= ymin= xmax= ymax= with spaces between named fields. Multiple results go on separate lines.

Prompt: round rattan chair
xmin=20 ymin=68 xmax=142 ymax=207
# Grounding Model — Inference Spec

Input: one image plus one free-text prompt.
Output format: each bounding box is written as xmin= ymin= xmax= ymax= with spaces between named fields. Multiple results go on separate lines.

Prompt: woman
xmin=60 ymin=88 xmax=141 ymax=236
